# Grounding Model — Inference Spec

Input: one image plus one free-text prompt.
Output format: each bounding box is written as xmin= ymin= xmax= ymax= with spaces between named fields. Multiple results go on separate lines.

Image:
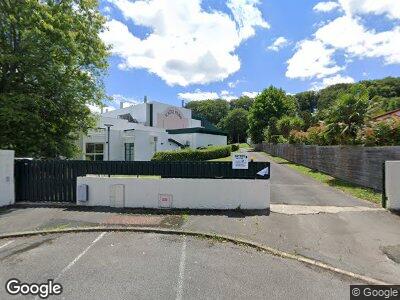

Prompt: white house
xmin=77 ymin=101 xmax=227 ymax=161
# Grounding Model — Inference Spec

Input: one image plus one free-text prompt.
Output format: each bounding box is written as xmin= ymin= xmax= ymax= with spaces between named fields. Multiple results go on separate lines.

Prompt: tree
xmin=294 ymin=91 xmax=318 ymax=112
xmin=276 ymin=116 xmax=304 ymax=138
xmin=325 ymin=85 xmax=369 ymax=144
xmin=230 ymin=96 xmax=254 ymax=111
xmin=248 ymin=86 xmax=297 ymax=143
xmin=0 ymin=0 xmax=108 ymax=158
xmin=186 ymin=99 xmax=229 ymax=126
xmin=219 ymin=108 xmax=248 ymax=143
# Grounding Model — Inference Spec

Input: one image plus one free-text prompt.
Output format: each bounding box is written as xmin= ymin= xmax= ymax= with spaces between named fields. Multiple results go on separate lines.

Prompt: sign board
xmin=159 ymin=194 xmax=173 ymax=208
xmin=232 ymin=153 xmax=249 ymax=169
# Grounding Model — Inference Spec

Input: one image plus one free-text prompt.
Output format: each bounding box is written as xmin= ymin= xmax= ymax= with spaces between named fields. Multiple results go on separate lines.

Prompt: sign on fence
xmin=232 ymin=153 xmax=249 ymax=169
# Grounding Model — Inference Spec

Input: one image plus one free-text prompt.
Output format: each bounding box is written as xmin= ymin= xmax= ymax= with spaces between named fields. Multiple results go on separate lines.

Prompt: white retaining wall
xmin=0 ymin=150 xmax=14 ymax=207
xmin=77 ymin=176 xmax=269 ymax=210
xmin=386 ymin=161 xmax=400 ymax=210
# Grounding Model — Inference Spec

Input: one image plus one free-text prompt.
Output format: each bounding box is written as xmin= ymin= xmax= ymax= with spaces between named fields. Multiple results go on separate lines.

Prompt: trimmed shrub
xmin=231 ymin=144 xmax=240 ymax=152
xmin=151 ymin=145 xmax=232 ymax=161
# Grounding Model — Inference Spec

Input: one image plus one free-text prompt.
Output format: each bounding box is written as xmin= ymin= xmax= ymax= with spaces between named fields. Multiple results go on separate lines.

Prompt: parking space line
xmin=0 ymin=240 xmax=14 ymax=249
xmin=55 ymin=232 xmax=106 ymax=281
xmin=176 ymin=235 xmax=187 ymax=300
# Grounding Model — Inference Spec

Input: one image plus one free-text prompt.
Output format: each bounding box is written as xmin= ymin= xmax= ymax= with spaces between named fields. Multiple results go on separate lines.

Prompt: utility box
xmin=0 ymin=150 xmax=14 ymax=207
xmin=77 ymin=184 xmax=89 ymax=202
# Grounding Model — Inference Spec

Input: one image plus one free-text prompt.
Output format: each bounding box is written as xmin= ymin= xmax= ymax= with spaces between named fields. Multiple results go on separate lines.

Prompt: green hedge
xmin=152 ymin=145 xmax=232 ymax=161
xmin=231 ymin=144 xmax=239 ymax=152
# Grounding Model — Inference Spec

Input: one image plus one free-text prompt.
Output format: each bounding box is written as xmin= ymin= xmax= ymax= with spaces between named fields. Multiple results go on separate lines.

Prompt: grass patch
xmin=268 ymin=154 xmax=382 ymax=204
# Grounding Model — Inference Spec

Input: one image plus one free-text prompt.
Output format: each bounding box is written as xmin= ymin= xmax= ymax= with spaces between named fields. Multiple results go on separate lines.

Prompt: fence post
xmin=382 ymin=161 xmax=387 ymax=209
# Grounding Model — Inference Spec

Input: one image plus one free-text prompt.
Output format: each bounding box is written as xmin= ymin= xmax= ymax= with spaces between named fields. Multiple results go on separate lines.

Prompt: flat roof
xmin=166 ymin=127 xmax=227 ymax=136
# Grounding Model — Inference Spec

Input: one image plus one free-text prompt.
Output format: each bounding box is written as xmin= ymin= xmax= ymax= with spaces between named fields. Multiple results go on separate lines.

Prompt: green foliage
xmin=0 ymin=0 xmax=108 ymax=158
xmin=248 ymin=86 xmax=297 ymax=143
xmin=151 ymin=145 xmax=232 ymax=161
xmin=276 ymin=116 xmax=304 ymax=138
xmin=218 ymin=108 xmax=249 ymax=143
xmin=325 ymin=85 xmax=369 ymax=144
xmin=231 ymin=144 xmax=240 ymax=152
xmin=229 ymin=96 xmax=254 ymax=111
xmin=288 ymin=123 xmax=328 ymax=145
xmin=357 ymin=119 xmax=400 ymax=146
xmin=294 ymin=91 xmax=318 ymax=112
xmin=185 ymin=99 xmax=229 ymax=126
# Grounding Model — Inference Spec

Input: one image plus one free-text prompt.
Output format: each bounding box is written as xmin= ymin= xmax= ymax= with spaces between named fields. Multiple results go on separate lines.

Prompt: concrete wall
xmin=0 ymin=150 xmax=14 ymax=207
xmin=77 ymin=176 xmax=269 ymax=210
xmin=385 ymin=161 xmax=400 ymax=210
xmin=255 ymin=143 xmax=400 ymax=191
xmin=169 ymin=133 xmax=227 ymax=148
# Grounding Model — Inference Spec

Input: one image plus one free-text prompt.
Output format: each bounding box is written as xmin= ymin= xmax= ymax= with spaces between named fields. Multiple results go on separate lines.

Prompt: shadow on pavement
xmin=10 ymin=202 xmax=270 ymax=218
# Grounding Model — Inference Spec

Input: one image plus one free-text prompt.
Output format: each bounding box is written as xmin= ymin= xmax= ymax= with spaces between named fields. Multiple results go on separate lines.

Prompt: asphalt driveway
xmin=250 ymin=151 xmax=376 ymax=207
xmin=0 ymin=232 xmax=355 ymax=300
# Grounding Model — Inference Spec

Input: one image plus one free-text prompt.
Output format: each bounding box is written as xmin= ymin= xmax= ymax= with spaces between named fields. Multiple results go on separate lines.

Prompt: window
xmin=85 ymin=143 xmax=104 ymax=161
xmin=125 ymin=143 xmax=135 ymax=161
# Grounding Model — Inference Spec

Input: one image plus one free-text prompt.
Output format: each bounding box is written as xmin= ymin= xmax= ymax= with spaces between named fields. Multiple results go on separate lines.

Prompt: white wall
xmin=386 ymin=161 xmax=400 ymax=210
xmin=0 ymin=150 xmax=14 ymax=207
xmin=77 ymin=177 xmax=270 ymax=210
xmin=194 ymin=133 xmax=227 ymax=148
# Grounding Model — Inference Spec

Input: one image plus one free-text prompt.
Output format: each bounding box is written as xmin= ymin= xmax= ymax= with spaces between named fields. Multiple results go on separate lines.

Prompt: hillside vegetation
xmin=186 ymin=77 xmax=400 ymax=146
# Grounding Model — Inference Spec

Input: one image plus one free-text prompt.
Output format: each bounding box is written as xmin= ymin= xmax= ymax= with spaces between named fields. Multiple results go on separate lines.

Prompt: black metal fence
xmin=15 ymin=160 xmax=270 ymax=202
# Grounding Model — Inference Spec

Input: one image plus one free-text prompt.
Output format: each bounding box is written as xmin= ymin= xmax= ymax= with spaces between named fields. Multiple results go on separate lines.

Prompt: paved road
xmin=0 ymin=232 xmax=355 ymax=299
xmin=249 ymin=151 xmax=375 ymax=207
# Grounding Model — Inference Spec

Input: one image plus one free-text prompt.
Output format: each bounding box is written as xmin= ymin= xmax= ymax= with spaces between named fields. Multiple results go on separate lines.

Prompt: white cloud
xmin=178 ymin=89 xmax=259 ymax=102
xmin=101 ymin=0 xmax=268 ymax=86
xmin=338 ymin=0 xmax=400 ymax=20
xmin=311 ymin=74 xmax=355 ymax=90
xmin=228 ymin=79 xmax=242 ymax=88
xmin=111 ymin=94 xmax=140 ymax=108
xmin=287 ymin=0 xmax=400 ymax=84
xmin=267 ymin=37 xmax=290 ymax=52
xmin=242 ymin=91 xmax=259 ymax=98
xmin=286 ymin=40 xmax=343 ymax=79
xmin=313 ymin=1 xmax=340 ymax=13
xmin=178 ymin=90 xmax=219 ymax=101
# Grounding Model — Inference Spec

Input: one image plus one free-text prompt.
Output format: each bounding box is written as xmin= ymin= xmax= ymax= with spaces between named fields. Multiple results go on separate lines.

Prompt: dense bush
xmin=288 ymin=123 xmax=328 ymax=145
xmin=151 ymin=145 xmax=232 ymax=161
xmin=231 ymin=144 xmax=240 ymax=152
xmin=357 ymin=119 xmax=400 ymax=146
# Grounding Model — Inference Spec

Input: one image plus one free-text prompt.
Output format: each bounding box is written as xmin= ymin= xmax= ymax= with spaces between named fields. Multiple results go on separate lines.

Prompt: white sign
xmin=257 ymin=167 xmax=269 ymax=177
xmin=232 ymin=153 xmax=249 ymax=169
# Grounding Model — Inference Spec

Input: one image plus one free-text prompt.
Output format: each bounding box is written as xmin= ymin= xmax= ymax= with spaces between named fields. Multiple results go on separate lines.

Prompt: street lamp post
xmin=104 ymin=124 xmax=113 ymax=177
xmin=104 ymin=123 xmax=114 ymax=161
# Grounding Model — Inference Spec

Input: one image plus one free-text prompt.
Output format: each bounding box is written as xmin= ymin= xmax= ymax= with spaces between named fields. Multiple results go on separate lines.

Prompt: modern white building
xmin=77 ymin=101 xmax=227 ymax=161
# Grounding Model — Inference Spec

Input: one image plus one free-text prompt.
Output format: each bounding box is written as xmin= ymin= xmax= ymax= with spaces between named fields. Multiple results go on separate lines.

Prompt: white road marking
xmin=0 ymin=240 xmax=14 ymax=249
xmin=55 ymin=232 xmax=106 ymax=280
xmin=176 ymin=235 xmax=187 ymax=300
xmin=34 ymin=232 xmax=106 ymax=300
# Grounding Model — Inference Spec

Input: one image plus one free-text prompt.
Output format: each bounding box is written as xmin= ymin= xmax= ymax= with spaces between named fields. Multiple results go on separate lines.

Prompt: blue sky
xmin=98 ymin=0 xmax=400 ymax=108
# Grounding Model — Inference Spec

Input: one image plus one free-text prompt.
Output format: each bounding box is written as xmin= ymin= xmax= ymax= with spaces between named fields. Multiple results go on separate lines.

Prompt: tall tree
xmin=186 ymin=99 xmax=229 ymax=126
xmin=248 ymin=86 xmax=297 ymax=143
xmin=230 ymin=96 xmax=254 ymax=111
xmin=219 ymin=108 xmax=248 ymax=143
xmin=0 ymin=0 xmax=108 ymax=158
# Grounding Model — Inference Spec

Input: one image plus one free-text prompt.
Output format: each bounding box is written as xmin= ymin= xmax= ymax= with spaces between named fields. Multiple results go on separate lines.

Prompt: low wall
xmin=385 ymin=161 xmax=400 ymax=210
xmin=0 ymin=150 xmax=14 ymax=207
xmin=255 ymin=143 xmax=400 ymax=191
xmin=77 ymin=176 xmax=270 ymax=210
